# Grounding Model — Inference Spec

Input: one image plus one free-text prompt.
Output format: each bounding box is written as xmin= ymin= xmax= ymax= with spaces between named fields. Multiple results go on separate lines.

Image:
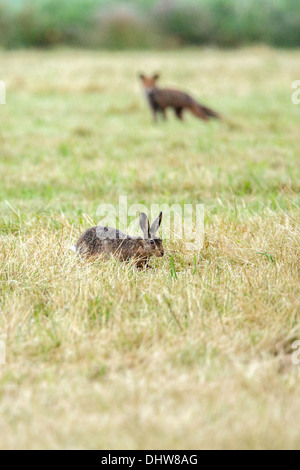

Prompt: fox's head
xmin=139 ymin=73 xmax=160 ymax=92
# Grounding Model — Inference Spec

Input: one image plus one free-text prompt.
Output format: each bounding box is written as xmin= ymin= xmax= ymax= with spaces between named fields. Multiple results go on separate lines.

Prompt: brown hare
xmin=75 ymin=212 xmax=164 ymax=269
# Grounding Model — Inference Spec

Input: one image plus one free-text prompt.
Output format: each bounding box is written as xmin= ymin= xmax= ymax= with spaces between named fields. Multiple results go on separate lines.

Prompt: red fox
xmin=139 ymin=73 xmax=221 ymax=122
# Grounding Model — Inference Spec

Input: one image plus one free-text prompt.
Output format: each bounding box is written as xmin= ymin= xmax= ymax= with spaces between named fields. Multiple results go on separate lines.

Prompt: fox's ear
xmin=139 ymin=212 xmax=151 ymax=239
xmin=153 ymin=73 xmax=160 ymax=81
xmin=150 ymin=212 xmax=162 ymax=236
xmin=139 ymin=73 xmax=146 ymax=80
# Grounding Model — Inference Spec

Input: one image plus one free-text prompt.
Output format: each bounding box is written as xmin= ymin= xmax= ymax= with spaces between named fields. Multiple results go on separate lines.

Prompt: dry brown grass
xmin=0 ymin=48 xmax=299 ymax=449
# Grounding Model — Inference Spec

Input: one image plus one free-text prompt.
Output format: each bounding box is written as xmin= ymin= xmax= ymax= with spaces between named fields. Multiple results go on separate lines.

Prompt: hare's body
xmin=76 ymin=213 xmax=164 ymax=269
xmin=139 ymin=74 xmax=220 ymax=122
xmin=77 ymin=227 xmax=151 ymax=267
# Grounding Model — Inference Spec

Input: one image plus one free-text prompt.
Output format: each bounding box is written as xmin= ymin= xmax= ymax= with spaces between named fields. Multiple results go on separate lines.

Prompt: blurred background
xmin=1 ymin=0 xmax=300 ymax=50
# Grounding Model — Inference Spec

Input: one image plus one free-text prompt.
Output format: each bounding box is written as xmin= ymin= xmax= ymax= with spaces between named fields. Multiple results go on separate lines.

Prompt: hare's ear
xmin=153 ymin=73 xmax=160 ymax=81
xmin=139 ymin=212 xmax=150 ymax=239
xmin=150 ymin=212 xmax=162 ymax=236
xmin=139 ymin=73 xmax=146 ymax=80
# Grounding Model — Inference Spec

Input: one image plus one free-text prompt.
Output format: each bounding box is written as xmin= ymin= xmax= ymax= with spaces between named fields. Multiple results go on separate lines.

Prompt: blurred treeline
xmin=1 ymin=0 xmax=300 ymax=49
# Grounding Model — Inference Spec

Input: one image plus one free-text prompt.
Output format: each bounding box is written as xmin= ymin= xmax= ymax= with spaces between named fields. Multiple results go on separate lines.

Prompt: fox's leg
xmin=151 ymin=109 xmax=158 ymax=122
xmin=160 ymin=109 xmax=167 ymax=121
xmin=175 ymin=107 xmax=184 ymax=121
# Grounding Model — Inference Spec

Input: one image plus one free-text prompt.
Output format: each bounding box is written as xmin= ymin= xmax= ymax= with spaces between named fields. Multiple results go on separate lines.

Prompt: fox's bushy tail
xmin=190 ymin=101 xmax=221 ymax=121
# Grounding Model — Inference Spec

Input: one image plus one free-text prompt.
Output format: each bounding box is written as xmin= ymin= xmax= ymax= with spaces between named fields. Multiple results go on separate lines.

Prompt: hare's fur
xmin=76 ymin=213 xmax=164 ymax=269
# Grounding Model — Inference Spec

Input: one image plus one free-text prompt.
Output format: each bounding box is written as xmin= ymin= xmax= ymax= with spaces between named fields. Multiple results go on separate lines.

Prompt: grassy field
xmin=0 ymin=47 xmax=299 ymax=450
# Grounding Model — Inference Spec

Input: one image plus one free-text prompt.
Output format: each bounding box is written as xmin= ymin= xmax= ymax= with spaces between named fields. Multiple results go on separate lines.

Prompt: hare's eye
xmin=150 ymin=240 xmax=155 ymax=245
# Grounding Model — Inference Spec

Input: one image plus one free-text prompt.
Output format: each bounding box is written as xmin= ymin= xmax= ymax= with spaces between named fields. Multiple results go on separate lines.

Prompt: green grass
xmin=0 ymin=47 xmax=300 ymax=449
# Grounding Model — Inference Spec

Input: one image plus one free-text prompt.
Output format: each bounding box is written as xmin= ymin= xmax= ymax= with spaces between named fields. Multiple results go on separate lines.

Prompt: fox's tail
xmin=190 ymin=101 xmax=221 ymax=121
